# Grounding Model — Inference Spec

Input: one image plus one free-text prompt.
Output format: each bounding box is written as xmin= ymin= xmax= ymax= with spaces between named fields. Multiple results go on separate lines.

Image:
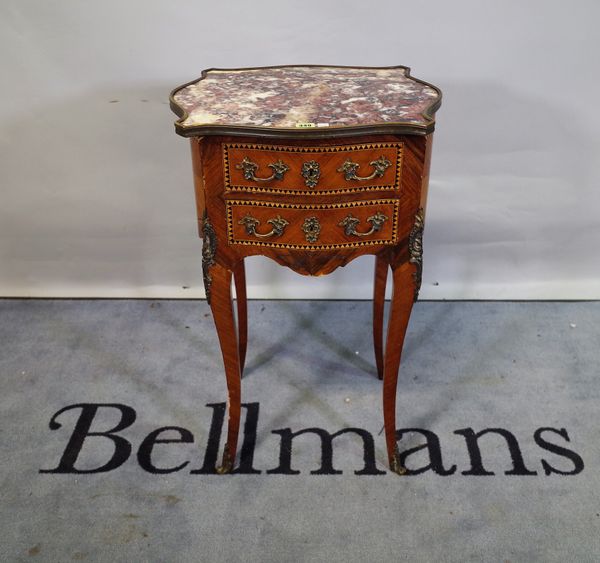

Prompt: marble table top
xmin=170 ymin=65 xmax=441 ymax=138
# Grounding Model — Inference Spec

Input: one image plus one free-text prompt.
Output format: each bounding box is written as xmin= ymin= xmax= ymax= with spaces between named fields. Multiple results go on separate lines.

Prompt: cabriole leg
xmin=373 ymin=254 xmax=388 ymax=380
xmin=382 ymin=262 xmax=416 ymax=474
xmin=208 ymin=262 xmax=242 ymax=474
xmin=233 ymin=259 xmax=248 ymax=376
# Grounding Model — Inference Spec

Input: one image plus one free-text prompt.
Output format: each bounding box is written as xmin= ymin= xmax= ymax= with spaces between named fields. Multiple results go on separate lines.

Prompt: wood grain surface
xmin=189 ymin=132 xmax=433 ymax=473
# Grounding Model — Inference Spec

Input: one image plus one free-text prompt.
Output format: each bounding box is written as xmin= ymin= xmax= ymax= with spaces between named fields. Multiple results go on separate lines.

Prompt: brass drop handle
xmin=339 ymin=212 xmax=388 ymax=237
xmin=337 ymin=156 xmax=392 ymax=181
xmin=238 ymin=214 xmax=289 ymax=238
xmin=235 ymin=157 xmax=289 ymax=182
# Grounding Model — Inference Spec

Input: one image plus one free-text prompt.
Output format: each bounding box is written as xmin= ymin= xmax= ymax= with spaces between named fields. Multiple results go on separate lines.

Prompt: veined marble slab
xmin=171 ymin=65 xmax=441 ymax=135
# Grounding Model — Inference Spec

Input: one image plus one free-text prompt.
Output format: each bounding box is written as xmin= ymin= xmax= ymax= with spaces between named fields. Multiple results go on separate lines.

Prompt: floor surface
xmin=1 ymin=299 xmax=599 ymax=562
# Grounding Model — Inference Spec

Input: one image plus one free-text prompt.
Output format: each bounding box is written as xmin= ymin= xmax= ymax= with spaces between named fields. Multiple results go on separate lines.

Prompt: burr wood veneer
xmin=171 ymin=65 xmax=442 ymax=474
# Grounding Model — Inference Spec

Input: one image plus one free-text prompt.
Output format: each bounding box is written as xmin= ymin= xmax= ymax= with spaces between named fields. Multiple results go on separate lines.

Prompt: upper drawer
xmin=223 ymin=142 xmax=402 ymax=195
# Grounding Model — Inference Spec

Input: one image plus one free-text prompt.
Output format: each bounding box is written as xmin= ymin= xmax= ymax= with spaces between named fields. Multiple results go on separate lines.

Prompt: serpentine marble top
xmin=170 ymin=65 xmax=441 ymax=138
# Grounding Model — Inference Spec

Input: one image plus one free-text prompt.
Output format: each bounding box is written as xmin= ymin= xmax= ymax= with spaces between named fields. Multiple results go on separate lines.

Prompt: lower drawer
xmin=226 ymin=199 xmax=399 ymax=250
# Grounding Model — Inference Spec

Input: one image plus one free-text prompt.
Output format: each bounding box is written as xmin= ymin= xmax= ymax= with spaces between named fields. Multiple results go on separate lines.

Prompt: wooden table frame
xmin=189 ymin=133 xmax=433 ymax=474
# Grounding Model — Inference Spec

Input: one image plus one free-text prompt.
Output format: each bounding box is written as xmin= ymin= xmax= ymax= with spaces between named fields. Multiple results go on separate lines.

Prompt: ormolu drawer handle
xmin=235 ymin=157 xmax=289 ymax=182
xmin=238 ymin=214 xmax=289 ymax=238
xmin=337 ymin=156 xmax=392 ymax=181
xmin=339 ymin=212 xmax=388 ymax=237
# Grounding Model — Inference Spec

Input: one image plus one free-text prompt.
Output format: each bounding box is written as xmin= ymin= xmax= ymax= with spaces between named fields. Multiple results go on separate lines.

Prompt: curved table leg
xmin=383 ymin=262 xmax=416 ymax=474
xmin=208 ymin=262 xmax=241 ymax=474
xmin=233 ymin=260 xmax=248 ymax=376
xmin=373 ymin=255 xmax=388 ymax=380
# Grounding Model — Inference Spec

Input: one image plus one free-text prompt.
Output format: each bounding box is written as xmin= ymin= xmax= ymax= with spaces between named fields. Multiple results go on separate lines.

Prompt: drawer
xmin=223 ymin=142 xmax=402 ymax=195
xmin=227 ymin=199 xmax=399 ymax=250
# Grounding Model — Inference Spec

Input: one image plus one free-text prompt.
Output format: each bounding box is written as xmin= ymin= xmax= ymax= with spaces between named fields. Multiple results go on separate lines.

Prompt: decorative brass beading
xmin=201 ymin=212 xmax=217 ymax=304
xmin=235 ymin=157 xmax=289 ymax=182
xmin=238 ymin=214 xmax=289 ymax=239
xmin=408 ymin=208 xmax=424 ymax=302
xmin=301 ymin=160 xmax=320 ymax=188
xmin=337 ymin=155 xmax=392 ymax=181
xmin=302 ymin=216 xmax=321 ymax=243
xmin=339 ymin=211 xmax=388 ymax=237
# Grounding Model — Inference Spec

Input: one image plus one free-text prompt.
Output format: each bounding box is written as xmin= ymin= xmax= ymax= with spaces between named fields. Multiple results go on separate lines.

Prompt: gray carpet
xmin=1 ymin=299 xmax=599 ymax=562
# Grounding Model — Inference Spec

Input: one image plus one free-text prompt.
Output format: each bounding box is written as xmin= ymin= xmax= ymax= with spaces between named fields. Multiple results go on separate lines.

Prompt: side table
xmin=170 ymin=65 xmax=442 ymax=473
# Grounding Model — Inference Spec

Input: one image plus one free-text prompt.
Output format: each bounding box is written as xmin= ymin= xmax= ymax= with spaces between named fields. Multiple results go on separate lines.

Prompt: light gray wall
xmin=1 ymin=0 xmax=598 ymax=299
